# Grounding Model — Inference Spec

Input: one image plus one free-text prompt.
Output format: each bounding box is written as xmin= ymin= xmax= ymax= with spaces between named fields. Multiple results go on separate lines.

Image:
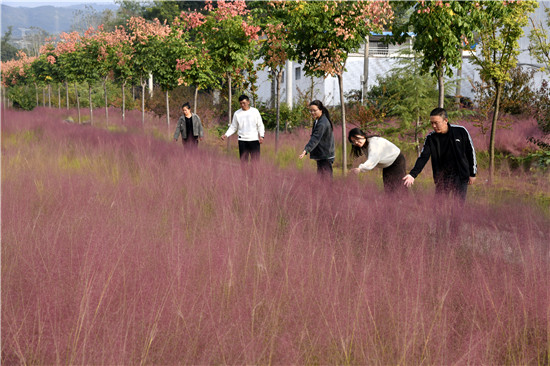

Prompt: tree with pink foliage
xmin=126 ymin=16 xmax=172 ymax=126
xmin=54 ymin=31 xmax=86 ymax=123
xmin=187 ymin=0 xmax=260 ymax=143
xmin=257 ymin=1 xmax=295 ymax=152
xmin=1 ymin=51 xmax=37 ymax=109
xmin=286 ymin=0 xmax=393 ymax=173
xmin=102 ymin=26 xmax=134 ymax=121
xmin=172 ymin=10 xmax=219 ymax=114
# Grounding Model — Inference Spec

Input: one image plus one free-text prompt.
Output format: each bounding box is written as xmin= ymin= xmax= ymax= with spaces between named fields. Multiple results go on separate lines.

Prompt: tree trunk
xmin=88 ymin=83 xmax=93 ymax=125
xmin=74 ymin=82 xmax=81 ymax=124
xmin=362 ymin=36 xmax=370 ymax=105
xmin=488 ymin=82 xmax=502 ymax=185
xmin=270 ymin=69 xmax=276 ymax=109
xmin=57 ymin=85 xmax=61 ymax=109
xmin=455 ymin=59 xmax=463 ymax=109
xmin=415 ymin=115 xmax=420 ymax=155
xmin=42 ymin=87 xmax=46 ymax=107
xmin=65 ymin=81 xmax=69 ymax=110
xmin=165 ymin=89 xmax=170 ymax=130
xmin=337 ymin=72 xmax=347 ymax=174
xmin=35 ymin=83 xmax=39 ymax=107
xmin=148 ymin=73 xmax=153 ymax=99
xmin=103 ymin=77 xmax=108 ymax=123
xmin=194 ymin=86 xmax=199 ymax=114
xmin=122 ymin=81 xmax=126 ymax=122
xmin=141 ymin=77 xmax=146 ymax=126
xmin=227 ymin=74 xmax=232 ymax=152
xmin=47 ymin=84 xmax=51 ymax=107
xmin=276 ymin=70 xmax=282 ymax=153
xmin=438 ymin=72 xmax=445 ymax=108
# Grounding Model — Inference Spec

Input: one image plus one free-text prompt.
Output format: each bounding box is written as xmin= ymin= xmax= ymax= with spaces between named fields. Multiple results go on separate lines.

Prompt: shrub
xmin=7 ymin=85 xmax=35 ymax=110
xmin=471 ymin=66 xmax=537 ymax=115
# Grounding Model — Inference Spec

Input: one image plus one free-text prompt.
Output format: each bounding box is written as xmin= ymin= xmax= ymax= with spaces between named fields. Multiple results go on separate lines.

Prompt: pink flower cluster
xmin=242 ymin=21 xmax=260 ymax=40
xmin=55 ymin=32 xmax=82 ymax=55
xmin=127 ymin=17 xmax=171 ymax=44
xmin=1 ymin=51 xmax=37 ymax=86
xmin=214 ymin=0 xmax=249 ymax=21
xmin=178 ymin=11 xmax=206 ymax=30
xmin=175 ymin=58 xmax=196 ymax=72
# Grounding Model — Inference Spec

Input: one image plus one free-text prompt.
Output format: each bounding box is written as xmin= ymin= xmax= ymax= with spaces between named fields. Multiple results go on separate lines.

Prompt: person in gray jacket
xmin=174 ymin=102 xmax=204 ymax=149
xmin=299 ymin=100 xmax=335 ymax=179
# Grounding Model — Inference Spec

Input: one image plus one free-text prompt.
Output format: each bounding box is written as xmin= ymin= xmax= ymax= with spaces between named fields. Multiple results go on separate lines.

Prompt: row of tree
xmin=2 ymin=0 xmax=548 ymax=182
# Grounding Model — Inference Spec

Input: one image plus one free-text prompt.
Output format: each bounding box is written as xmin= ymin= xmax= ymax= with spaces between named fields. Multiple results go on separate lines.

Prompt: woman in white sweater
xmin=348 ymin=128 xmax=407 ymax=194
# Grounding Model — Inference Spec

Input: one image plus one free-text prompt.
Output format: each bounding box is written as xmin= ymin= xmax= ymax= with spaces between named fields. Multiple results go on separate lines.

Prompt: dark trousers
xmin=435 ymin=175 xmax=469 ymax=202
xmin=181 ymin=136 xmax=198 ymax=149
xmin=382 ymin=153 xmax=407 ymax=194
xmin=238 ymin=140 xmax=260 ymax=163
xmin=316 ymin=159 xmax=333 ymax=180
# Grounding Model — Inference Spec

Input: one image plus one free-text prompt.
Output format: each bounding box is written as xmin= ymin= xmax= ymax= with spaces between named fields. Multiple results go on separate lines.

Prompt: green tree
xmin=391 ymin=1 xmax=478 ymax=108
xmin=127 ymin=16 xmax=171 ymax=125
xmin=286 ymin=0 xmax=393 ymax=173
xmin=529 ymin=5 xmax=550 ymax=74
xmin=256 ymin=1 xmax=294 ymax=151
xmin=172 ymin=9 xmax=219 ymax=113
xmin=469 ymin=0 xmax=538 ymax=183
xmin=385 ymin=51 xmax=439 ymax=153
xmin=188 ymin=0 xmax=260 ymax=146
xmin=148 ymin=27 xmax=196 ymax=130
xmin=1 ymin=26 xmax=19 ymax=62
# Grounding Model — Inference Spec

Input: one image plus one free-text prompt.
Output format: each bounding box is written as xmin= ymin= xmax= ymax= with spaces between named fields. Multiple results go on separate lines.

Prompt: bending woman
xmin=299 ymin=100 xmax=335 ymax=180
xmin=348 ymin=128 xmax=407 ymax=194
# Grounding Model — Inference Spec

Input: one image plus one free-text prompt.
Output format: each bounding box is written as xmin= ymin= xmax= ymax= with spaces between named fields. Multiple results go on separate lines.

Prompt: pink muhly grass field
xmin=2 ymin=108 xmax=549 ymax=364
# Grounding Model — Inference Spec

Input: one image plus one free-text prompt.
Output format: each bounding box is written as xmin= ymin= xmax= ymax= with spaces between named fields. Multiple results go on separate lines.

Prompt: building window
xmin=295 ymin=67 xmax=301 ymax=80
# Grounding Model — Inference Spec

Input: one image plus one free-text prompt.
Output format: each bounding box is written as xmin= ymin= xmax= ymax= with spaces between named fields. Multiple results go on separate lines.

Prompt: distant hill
xmin=1 ymin=3 xmax=119 ymax=38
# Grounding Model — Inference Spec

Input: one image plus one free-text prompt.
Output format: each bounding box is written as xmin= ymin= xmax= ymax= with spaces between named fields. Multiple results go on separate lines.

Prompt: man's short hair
xmin=430 ymin=107 xmax=448 ymax=120
xmin=238 ymin=95 xmax=249 ymax=102
xmin=182 ymin=102 xmax=191 ymax=110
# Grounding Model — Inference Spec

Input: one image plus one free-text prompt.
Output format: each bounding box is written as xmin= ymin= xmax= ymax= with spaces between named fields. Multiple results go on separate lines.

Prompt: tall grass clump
xmin=2 ymin=108 xmax=549 ymax=364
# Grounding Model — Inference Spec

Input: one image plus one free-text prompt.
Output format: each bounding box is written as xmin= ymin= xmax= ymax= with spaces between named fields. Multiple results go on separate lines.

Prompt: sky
xmin=1 ymin=0 xmax=118 ymax=7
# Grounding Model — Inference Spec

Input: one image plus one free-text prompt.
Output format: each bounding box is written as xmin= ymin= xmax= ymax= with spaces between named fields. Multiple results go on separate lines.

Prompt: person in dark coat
xmin=299 ymin=100 xmax=335 ymax=180
xmin=403 ymin=107 xmax=477 ymax=201
xmin=174 ymin=102 xmax=204 ymax=149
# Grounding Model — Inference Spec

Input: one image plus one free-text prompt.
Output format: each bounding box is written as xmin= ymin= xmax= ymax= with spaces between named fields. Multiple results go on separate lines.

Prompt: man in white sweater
xmin=221 ymin=95 xmax=265 ymax=164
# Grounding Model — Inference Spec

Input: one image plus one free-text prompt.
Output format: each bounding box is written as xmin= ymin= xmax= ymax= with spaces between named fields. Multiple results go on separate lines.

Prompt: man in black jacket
xmin=403 ymin=108 xmax=477 ymax=201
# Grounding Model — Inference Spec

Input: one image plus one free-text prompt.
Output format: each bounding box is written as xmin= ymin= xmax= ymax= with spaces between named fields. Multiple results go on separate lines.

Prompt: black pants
xmin=316 ymin=159 xmax=333 ymax=180
xmin=238 ymin=140 xmax=260 ymax=163
xmin=382 ymin=153 xmax=407 ymax=194
xmin=182 ymin=136 xmax=198 ymax=149
xmin=435 ymin=174 xmax=468 ymax=202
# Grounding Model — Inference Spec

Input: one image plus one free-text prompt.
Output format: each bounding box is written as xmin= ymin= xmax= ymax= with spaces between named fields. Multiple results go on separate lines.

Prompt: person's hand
xmin=402 ymin=174 xmax=415 ymax=187
xmin=221 ymin=135 xmax=226 ymax=141
xmin=199 ymin=137 xmax=203 ymax=141
xmin=350 ymin=168 xmax=360 ymax=175
xmin=468 ymin=176 xmax=476 ymax=185
xmin=259 ymin=136 xmax=264 ymax=144
xmin=174 ymin=138 xmax=177 ymax=142
xmin=299 ymin=150 xmax=307 ymax=159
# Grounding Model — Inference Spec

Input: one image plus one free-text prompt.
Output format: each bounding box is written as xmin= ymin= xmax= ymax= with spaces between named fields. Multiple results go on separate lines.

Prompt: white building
xmin=254 ymin=3 xmax=548 ymax=107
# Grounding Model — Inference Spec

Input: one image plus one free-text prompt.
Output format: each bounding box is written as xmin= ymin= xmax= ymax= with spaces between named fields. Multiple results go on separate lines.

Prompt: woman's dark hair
xmin=181 ymin=102 xmax=191 ymax=110
xmin=348 ymin=127 xmax=378 ymax=158
xmin=309 ymin=100 xmax=333 ymax=130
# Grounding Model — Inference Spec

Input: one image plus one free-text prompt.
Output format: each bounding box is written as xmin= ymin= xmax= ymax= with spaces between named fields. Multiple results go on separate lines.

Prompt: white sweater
xmin=358 ymin=136 xmax=400 ymax=172
xmin=225 ymin=107 xmax=265 ymax=141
